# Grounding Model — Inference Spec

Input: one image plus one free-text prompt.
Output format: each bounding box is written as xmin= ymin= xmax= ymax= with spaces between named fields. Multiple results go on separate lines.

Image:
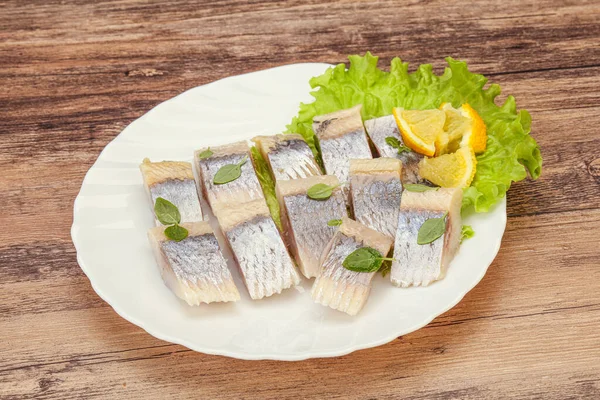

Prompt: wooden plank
xmin=1 ymin=209 xmax=599 ymax=399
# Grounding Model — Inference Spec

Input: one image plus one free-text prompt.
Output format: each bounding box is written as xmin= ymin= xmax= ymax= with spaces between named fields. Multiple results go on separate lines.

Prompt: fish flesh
xmin=194 ymin=141 xmax=264 ymax=213
xmin=349 ymin=158 xmax=403 ymax=239
xmin=140 ymin=158 xmax=204 ymax=225
xmin=252 ymin=134 xmax=322 ymax=181
xmin=311 ymin=217 xmax=393 ymax=316
xmin=215 ymin=199 xmax=301 ymax=299
xmin=390 ymin=187 xmax=463 ymax=287
xmin=148 ymin=221 xmax=240 ymax=305
xmin=312 ymin=105 xmax=373 ymax=187
xmin=363 ymin=115 xmax=423 ymax=184
xmin=276 ymin=175 xmax=348 ymax=279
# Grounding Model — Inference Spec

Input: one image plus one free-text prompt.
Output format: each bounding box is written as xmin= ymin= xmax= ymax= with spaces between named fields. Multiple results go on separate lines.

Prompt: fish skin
xmin=216 ymin=199 xmax=301 ymax=300
xmin=311 ymin=217 xmax=393 ymax=316
xmin=313 ymin=105 xmax=373 ymax=187
xmin=148 ymin=222 xmax=240 ymax=305
xmin=390 ymin=188 xmax=463 ymax=287
xmin=363 ymin=115 xmax=424 ymax=184
xmin=140 ymin=159 xmax=204 ymax=225
xmin=253 ymin=134 xmax=322 ymax=181
xmin=349 ymin=158 xmax=403 ymax=240
xmin=194 ymin=141 xmax=264 ymax=213
xmin=276 ymin=175 xmax=348 ymax=279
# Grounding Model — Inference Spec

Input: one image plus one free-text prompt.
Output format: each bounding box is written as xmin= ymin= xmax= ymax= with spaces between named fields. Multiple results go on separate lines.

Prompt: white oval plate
xmin=72 ymin=63 xmax=506 ymax=361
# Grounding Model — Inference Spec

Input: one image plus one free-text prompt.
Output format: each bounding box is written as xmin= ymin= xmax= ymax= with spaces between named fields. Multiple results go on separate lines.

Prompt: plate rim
xmin=71 ymin=62 xmax=507 ymax=361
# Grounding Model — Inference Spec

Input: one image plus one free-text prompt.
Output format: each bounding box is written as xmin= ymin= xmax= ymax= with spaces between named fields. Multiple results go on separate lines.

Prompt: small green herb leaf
xmin=164 ymin=224 xmax=189 ymax=241
xmin=342 ymin=247 xmax=394 ymax=273
xmin=213 ymin=155 xmax=248 ymax=185
xmin=385 ymin=136 xmax=401 ymax=148
xmin=379 ymin=259 xmax=392 ymax=277
xmin=397 ymin=145 xmax=412 ymax=155
xmin=327 ymin=219 xmax=343 ymax=226
xmin=154 ymin=197 xmax=181 ymax=225
xmin=307 ymin=183 xmax=340 ymax=200
xmin=198 ymin=147 xmax=213 ymax=159
xmin=460 ymin=225 xmax=475 ymax=243
xmin=404 ymin=183 xmax=440 ymax=192
xmin=417 ymin=212 xmax=448 ymax=245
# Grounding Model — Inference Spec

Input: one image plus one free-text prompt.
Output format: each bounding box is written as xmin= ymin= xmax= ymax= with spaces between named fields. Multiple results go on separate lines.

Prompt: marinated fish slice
xmin=194 ymin=141 xmax=264 ymax=213
xmin=311 ymin=217 xmax=393 ymax=316
xmin=140 ymin=158 xmax=204 ymax=226
xmin=215 ymin=199 xmax=301 ymax=300
xmin=349 ymin=158 xmax=403 ymax=239
xmin=391 ymin=188 xmax=463 ymax=287
xmin=276 ymin=175 xmax=348 ymax=279
xmin=148 ymin=221 xmax=240 ymax=305
xmin=363 ymin=115 xmax=424 ymax=184
xmin=312 ymin=105 xmax=373 ymax=186
xmin=252 ymin=134 xmax=322 ymax=181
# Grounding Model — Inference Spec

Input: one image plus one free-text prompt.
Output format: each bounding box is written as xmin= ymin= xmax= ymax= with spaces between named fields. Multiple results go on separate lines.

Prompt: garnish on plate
xmin=461 ymin=225 xmax=475 ymax=243
xmin=154 ymin=197 xmax=188 ymax=241
xmin=404 ymin=183 xmax=439 ymax=192
xmin=198 ymin=147 xmax=213 ymax=159
xmin=417 ymin=212 xmax=448 ymax=245
xmin=327 ymin=219 xmax=343 ymax=226
xmin=213 ymin=155 xmax=248 ymax=185
xmin=342 ymin=247 xmax=395 ymax=273
xmin=307 ymin=182 xmax=341 ymax=200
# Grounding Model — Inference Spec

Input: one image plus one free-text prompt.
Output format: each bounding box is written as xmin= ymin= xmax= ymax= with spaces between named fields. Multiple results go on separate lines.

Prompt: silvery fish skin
xmin=349 ymin=158 xmax=403 ymax=240
xmin=253 ymin=134 xmax=322 ymax=181
xmin=194 ymin=141 xmax=264 ymax=213
xmin=216 ymin=199 xmax=301 ymax=300
xmin=311 ymin=217 xmax=393 ymax=316
xmin=276 ymin=175 xmax=348 ymax=279
xmin=140 ymin=158 xmax=204 ymax=226
xmin=312 ymin=105 xmax=373 ymax=187
xmin=363 ymin=115 xmax=424 ymax=184
xmin=148 ymin=222 xmax=240 ymax=305
xmin=391 ymin=188 xmax=463 ymax=287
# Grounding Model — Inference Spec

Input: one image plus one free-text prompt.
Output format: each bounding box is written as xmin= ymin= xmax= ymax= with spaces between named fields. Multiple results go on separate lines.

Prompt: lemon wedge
xmin=393 ymin=108 xmax=446 ymax=157
xmin=419 ymin=145 xmax=477 ymax=188
xmin=438 ymin=103 xmax=487 ymax=154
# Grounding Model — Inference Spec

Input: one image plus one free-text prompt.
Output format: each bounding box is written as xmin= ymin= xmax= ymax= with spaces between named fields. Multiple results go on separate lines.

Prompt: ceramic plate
xmin=71 ymin=63 xmax=506 ymax=361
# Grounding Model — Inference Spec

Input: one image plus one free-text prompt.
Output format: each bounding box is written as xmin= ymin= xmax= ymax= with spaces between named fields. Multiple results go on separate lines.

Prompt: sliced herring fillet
xmin=391 ymin=187 xmax=463 ymax=287
xmin=349 ymin=158 xmax=403 ymax=239
xmin=140 ymin=158 xmax=204 ymax=225
xmin=252 ymin=134 xmax=322 ymax=181
xmin=276 ymin=175 xmax=348 ymax=279
xmin=311 ymin=217 xmax=393 ymax=316
xmin=312 ymin=105 xmax=373 ymax=186
xmin=215 ymin=199 xmax=301 ymax=300
xmin=148 ymin=221 xmax=240 ymax=305
xmin=194 ymin=141 xmax=264 ymax=213
xmin=363 ymin=115 xmax=424 ymax=183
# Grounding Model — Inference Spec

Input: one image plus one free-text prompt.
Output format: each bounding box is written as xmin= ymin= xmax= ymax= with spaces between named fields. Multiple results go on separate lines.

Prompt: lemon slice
xmin=419 ymin=146 xmax=477 ymax=188
xmin=393 ymin=107 xmax=446 ymax=157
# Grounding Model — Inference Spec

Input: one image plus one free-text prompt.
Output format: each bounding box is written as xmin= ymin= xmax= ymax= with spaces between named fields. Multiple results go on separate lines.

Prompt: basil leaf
xmin=397 ymin=145 xmax=412 ymax=154
xmin=164 ymin=224 xmax=189 ymax=242
xmin=385 ymin=136 xmax=401 ymax=149
xmin=198 ymin=147 xmax=213 ymax=159
xmin=154 ymin=197 xmax=181 ymax=225
xmin=404 ymin=183 xmax=439 ymax=192
xmin=327 ymin=219 xmax=343 ymax=226
xmin=417 ymin=212 xmax=448 ymax=245
xmin=342 ymin=247 xmax=384 ymax=273
xmin=213 ymin=155 xmax=248 ymax=185
xmin=307 ymin=183 xmax=339 ymax=200
xmin=460 ymin=225 xmax=475 ymax=243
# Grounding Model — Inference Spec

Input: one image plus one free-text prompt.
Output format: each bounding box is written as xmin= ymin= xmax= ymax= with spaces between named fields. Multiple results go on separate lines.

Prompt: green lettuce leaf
xmin=250 ymin=146 xmax=282 ymax=230
xmin=286 ymin=52 xmax=542 ymax=212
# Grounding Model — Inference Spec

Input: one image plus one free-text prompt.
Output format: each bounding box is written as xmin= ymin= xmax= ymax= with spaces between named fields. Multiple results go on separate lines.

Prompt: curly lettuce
xmin=286 ymin=52 xmax=542 ymax=212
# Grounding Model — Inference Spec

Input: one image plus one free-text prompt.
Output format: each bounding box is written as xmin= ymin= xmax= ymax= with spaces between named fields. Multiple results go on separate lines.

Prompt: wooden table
xmin=1 ymin=1 xmax=599 ymax=398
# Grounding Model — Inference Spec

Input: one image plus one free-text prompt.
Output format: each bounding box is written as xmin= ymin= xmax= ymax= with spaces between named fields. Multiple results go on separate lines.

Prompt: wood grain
xmin=1 ymin=0 xmax=599 ymax=399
